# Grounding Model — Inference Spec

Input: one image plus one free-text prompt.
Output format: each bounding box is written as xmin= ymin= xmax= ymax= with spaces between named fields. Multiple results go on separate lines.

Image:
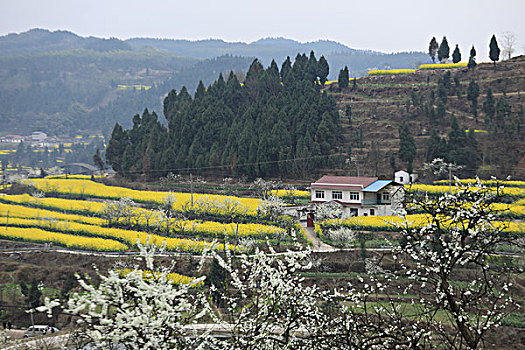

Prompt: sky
xmin=1 ymin=0 xmax=524 ymax=61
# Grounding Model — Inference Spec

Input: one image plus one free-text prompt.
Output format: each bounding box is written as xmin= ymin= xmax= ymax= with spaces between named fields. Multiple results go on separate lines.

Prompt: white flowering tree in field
xmin=394 ymin=179 xmax=519 ymax=349
xmin=39 ymin=241 xmax=211 ymax=350
xmin=207 ymin=243 xmax=330 ymax=349
xmin=100 ymin=197 xmax=137 ymax=227
xmin=326 ymin=226 xmax=356 ymax=247
xmin=315 ymin=201 xmax=344 ymax=221
xmin=257 ymin=195 xmax=285 ymax=222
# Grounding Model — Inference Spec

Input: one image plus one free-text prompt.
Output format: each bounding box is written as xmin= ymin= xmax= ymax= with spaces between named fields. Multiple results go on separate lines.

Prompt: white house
xmin=31 ymin=131 xmax=47 ymax=142
xmin=310 ymin=175 xmax=404 ymax=217
xmin=394 ymin=170 xmax=418 ymax=185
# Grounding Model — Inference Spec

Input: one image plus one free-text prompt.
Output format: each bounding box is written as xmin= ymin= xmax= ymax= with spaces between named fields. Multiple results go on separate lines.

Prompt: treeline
xmin=106 ymin=52 xmax=343 ymax=179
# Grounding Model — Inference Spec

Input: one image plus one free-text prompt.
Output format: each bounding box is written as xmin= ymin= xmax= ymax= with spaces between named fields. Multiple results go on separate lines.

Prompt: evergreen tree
xmin=452 ymin=44 xmax=461 ymax=63
xmin=483 ymin=88 xmax=495 ymax=121
xmin=489 ymin=34 xmax=500 ymax=66
xmin=398 ymin=120 xmax=417 ymax=171
xmin=468 ymin=46 xmax=477 ymax=69
xmin=467 ymin=81 xmax=480 ymax=118
xmin=338 ymin=66 xmax=349 ymax=89
xmin=317 ymin=56 xmax=329 ymax=85
xmin=280 ymin=56 xmax=292 ymax=82
xmin=429 ymin=37 xmax=439 ymax=63
xmin=438 ymin=36 xmax=450 ymax=63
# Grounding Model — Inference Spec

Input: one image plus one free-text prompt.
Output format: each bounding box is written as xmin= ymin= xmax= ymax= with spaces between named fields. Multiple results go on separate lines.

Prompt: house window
xmin=315 ymin=190 xmax=325 ymax=199
xmin=382 ymin=193 xmax=390 ymax=201
xmin=370 ymin=209 xmax=375 ymax=216
xmin=349 ymin=192 xmax=359 ymax=201
xmin=350 ymin=208 xmax=358 ymax=217
xmin=332 ymin=191 xmax=342 ymax=200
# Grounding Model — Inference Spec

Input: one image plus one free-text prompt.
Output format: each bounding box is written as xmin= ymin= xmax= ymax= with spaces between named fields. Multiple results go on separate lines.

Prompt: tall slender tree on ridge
xmin=468 ymin=45 xmax=477 ymax=69
xmin=452 ymin=44 xmax=461 ymax=63
xmin=429 ymin=37 xmax=439 ymax=63
xmin=438 ymin=36 xmax=450 ymax=63
xmin=489 ymin=34 xmax=500 ymax=67
xmin=338 ymin=66 xmax=349 ymax=89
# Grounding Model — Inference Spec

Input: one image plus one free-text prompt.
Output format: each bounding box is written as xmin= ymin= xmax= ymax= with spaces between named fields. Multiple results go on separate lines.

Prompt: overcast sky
xmin=1 ymin=0 xmax=524 ymax=61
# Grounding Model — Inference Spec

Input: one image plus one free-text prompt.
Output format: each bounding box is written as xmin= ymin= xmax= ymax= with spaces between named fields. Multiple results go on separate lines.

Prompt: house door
xmin=306 ymin=213 xmax=314 ymax=227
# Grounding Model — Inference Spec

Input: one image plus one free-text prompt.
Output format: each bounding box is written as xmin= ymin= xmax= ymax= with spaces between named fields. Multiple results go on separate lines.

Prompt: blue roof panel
xmin=362 ymin=180 xmax=392 ymax=192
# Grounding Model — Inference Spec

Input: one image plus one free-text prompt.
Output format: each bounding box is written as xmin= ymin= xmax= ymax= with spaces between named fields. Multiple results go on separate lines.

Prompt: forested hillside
xmin=0 ymin=29 xmax=430 ymax=137
xmin=330 ymin=57 xmax=525 ymax=179
xmin=106 ymin=53 xmax=343 ymax=179
xmin=0 ymin=39 xmax=252 ymax=136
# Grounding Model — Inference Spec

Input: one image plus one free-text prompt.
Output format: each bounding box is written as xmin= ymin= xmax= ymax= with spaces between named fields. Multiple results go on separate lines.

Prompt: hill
xmin=127 ymin=36 xmax=430 ymax=78
xmin=327 ymin=57 xmax=525 ymax=179
xmin=0 ymin=29 xmax=253 ymax=136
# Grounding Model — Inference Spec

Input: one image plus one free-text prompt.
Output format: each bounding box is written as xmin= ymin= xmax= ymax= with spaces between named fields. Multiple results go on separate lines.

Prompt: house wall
xmin=311 ymin=189 xmax=361 ymax=204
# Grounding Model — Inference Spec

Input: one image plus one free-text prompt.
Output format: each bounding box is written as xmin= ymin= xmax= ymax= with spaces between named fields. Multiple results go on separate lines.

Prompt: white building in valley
xmin=310 ymin=175 xmax=404 ymax=217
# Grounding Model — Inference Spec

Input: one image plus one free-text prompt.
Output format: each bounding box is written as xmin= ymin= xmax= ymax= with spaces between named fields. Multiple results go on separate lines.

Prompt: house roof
xmin=311 ymin=176 xmax=378 ymax=190
xmin=362 ymin=180 xmax=392 ymax=192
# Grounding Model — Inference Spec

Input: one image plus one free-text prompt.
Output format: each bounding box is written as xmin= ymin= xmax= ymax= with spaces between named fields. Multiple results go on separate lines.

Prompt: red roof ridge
xmin=312 ymin=175 xmax=378 ymax=188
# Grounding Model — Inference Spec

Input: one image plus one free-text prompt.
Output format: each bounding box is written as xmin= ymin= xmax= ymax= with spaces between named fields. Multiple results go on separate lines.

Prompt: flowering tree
xmin=100 ymin=197 xmax=137 ymax=227
xmin=39 ymin=241 xmax=211 ymax=350
xmin=257 ymin=195 xmax=285 ymax=222
xmin=394 ymin=179 xmax=519 ymax=349
xmin=315 ymin=201 xmax=344 ymax=221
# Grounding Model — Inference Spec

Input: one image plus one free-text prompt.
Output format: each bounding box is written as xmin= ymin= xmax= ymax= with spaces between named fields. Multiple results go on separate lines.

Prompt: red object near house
xmin=306 ymin=213 xmax=314 ymax=227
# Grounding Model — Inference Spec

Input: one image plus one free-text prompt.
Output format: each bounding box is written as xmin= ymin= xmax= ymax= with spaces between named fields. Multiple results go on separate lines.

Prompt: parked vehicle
xmin=23 ymin=325 xmax=60 ymax=338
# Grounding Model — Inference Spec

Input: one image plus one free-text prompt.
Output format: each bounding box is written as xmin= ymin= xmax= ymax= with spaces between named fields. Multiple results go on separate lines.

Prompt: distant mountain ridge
xmin=126 ymin=36 xmax=365 ymax=59
xmin=0 ymin=29 xmax=430 ymax=77
xmin=0 ymin=28 xmax=132 ymax=56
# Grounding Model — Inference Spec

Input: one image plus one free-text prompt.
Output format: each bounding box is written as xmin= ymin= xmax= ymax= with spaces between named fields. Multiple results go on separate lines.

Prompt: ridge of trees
xmin=106 ymin=52 xmax=344 ymax=179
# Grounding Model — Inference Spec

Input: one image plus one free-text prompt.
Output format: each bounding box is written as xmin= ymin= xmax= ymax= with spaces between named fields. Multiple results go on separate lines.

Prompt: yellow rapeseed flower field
xmin=0 ymin=194 xmax=105 ymax=214
xmin=270 ymin=189 xmax=310 ymax=199
xmin=418 ymin=63 xmax=468 ymax=70
xmin=0 ymin=226 xmax=127 ymax=251
xmin=25 ymin=179 xmax=261 ymax=213
xmin=434 ymin=179 xmax=525 ymax=187
xmin=0 ymin=215 xmax=236 ymax=252
xmin=0 ymin=202 xmax=104 ymax=226
xmin=119 ymin=269 xmax=204 ymax=287
xmin=368 ymin=69 xmax=417 ymax=76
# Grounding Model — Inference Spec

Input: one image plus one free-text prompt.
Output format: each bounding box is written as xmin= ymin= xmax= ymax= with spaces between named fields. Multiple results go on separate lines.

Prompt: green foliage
xmin=489 ymin=34 xmax=500 ymax=65
xmin=317 ymin=56 xmax=329 ymax=85
xmin=398 ymin=120 xmax=416 ymax=169
xmin=107 ymin=53 xmax=343 ymax=179
xmin=437 ymin=36 xmax=450 ymax=63
xmin=338 ymin=66 xmax=349 ymax=89
xmin=468 ymin=46 xmax=477 ymax=69
xmin=467 ymin=80 xmax=480 ymax=118
xmin=452 ymin=44 xmax=461 ymax=63
xmin=428 ymin=37 xmax=439 ymax=63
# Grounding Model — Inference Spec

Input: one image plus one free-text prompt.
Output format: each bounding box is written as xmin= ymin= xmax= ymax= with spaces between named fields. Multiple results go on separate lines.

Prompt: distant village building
xmin=31 ymin=131 xmax=47 ymax=142
xmin=310 ymin=175 xmax=404 ymax=218
xmin=394 ymin=170 xmax=418 ymax=185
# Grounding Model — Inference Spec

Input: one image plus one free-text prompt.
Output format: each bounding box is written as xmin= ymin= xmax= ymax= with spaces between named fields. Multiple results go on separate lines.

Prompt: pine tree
xmin=483 ymin=88 xmax=495 ymax=120
xmin=468 ymin=46 xmax=477 ymax=69
xmin=398 ymin=120 xmax=417 ymax=170
xmin=489 ymin=34 xmax=500 ymax=67
xmin=429 ymin=37 xmax=439 ymax=63
xmin=317 ymin=56 xmax=329 ymax=85
xmin=467 ymin=81 xmax=480 ymax=118
xmin=452 ymin=44 xmax=461 ymax=63
xmin=338 ymin=66 xmax=349 ymax=89
xmin=438 ymin=36 xmax=450 ymax=63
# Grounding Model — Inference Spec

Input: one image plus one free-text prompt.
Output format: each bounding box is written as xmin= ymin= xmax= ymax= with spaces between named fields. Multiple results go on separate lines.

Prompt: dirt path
xmin=300 ymin=222 xmax=338 ymax=252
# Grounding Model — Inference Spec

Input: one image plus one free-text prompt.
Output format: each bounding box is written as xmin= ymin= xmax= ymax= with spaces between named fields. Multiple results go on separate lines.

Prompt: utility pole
xmin=190 ymin=173 xmax=194 ymax=208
